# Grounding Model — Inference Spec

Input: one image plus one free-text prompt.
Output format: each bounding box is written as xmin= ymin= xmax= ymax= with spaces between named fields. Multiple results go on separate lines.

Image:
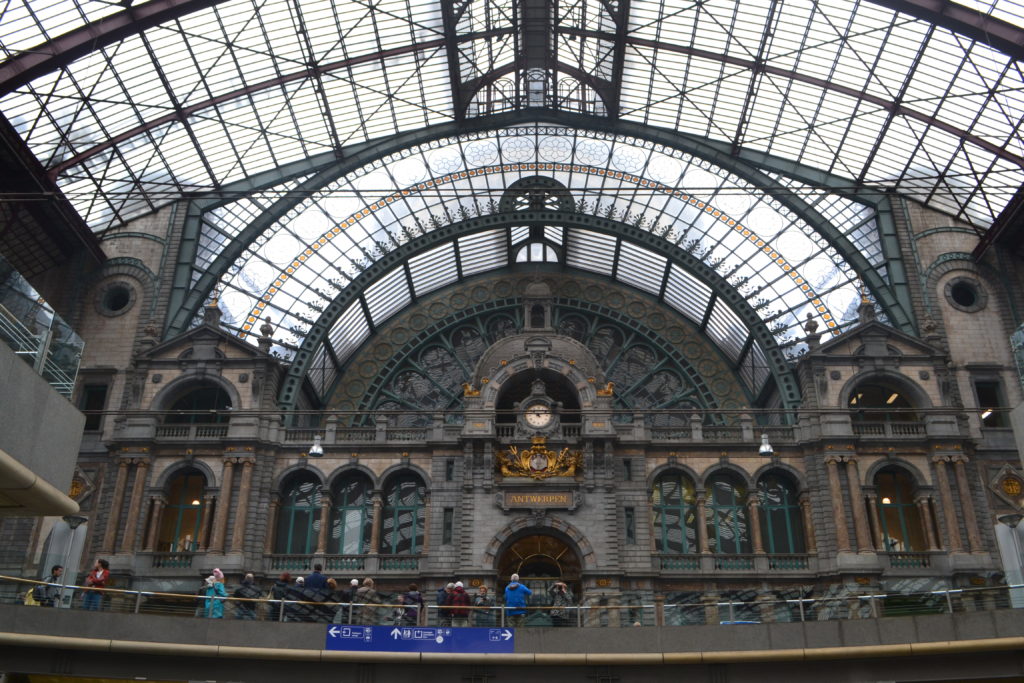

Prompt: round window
xmin=944 ymin=277 xmax=986 ymax=313
xmin=96 ymin=281 xmax=136 ymax=316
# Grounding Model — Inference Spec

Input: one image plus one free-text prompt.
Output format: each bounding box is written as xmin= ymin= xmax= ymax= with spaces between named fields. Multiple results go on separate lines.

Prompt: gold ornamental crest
xmin=496 ymin=436 xmax=583 ymax=480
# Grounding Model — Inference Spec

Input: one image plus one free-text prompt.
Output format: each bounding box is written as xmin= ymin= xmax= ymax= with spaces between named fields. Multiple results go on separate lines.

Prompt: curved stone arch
xmin=751 ymin=462 xmax=808 ymax=493
xmin=483 ymin=516 xmax=596 ymax=572
xmin=922 ymin=251 xmax=1018 ymax=324
xmin=699 ymin=463 xmax=756 ymax=492
xmin=272 ymin=464 xmax=327 ymax=492
xmin=377 ymin=463 xmax=432 ymax=492
xmin=152 ymin=458 xmax=218 ymax=491
xmin=647 ymin=462 xmax=703 ymax=490
xmin=325 ymin=463 xmax=379 ymax=491
xmin=476 ymin=340 xmax=604 ymax=410
xmin=282 ymin=213 xmax=798 ymax=411
xmin=172 ymin=113 xmax=909 ymax=345
xmin=838 ymin=368 xmax=934 ymax=411
xmin=148 ymin=372 xmax=242 ymax=414
xmin=863 ymin=457 xmax=930 ymax=489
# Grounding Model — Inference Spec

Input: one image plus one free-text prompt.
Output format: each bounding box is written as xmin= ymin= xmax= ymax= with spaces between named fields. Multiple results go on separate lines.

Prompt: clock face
xmin=524 ymin=402 xmax=553 ymax=428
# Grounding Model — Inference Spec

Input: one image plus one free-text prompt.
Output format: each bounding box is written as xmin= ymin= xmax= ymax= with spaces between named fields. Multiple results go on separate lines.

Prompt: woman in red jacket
xmin=82 ymin=559 xmax=110 ymax=611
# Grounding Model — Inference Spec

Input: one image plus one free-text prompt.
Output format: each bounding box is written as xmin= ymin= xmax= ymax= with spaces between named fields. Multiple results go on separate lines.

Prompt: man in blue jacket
xmin=503 ymin=573 xmax=532 ymax=627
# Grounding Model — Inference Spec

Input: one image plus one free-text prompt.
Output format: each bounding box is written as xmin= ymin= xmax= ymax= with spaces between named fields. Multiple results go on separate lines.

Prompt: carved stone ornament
xmin=496 ymin=436 xmax=583 ymax=480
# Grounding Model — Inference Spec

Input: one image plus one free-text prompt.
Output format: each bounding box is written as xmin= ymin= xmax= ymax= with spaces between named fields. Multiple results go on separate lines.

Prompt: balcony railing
xmin=767 ymin=554 xmax=811 ymax=570
xmin=885 ymin=552 xmax=931 ymax=569
xmin=852 ymin=421 xmax=925 ymax=437
xmin=0 ymin=254 xmax=83 ymax=399
xmin=266 ymin=554 xmax=418 ymax=573
xmin=659 ymin=554 xmax=701 ymax=571
xmin=150 ymin=552 xmax=195 ymax=569
xmin=155 ymin=424 xmax=229 ymax=439
xmin=714 ymin=555 xmax=756 ymax=570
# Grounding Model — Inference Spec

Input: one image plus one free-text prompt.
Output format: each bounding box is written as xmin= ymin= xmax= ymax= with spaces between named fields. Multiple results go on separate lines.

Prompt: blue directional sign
xmin=325 ymin=625 xmax=515 ymax=653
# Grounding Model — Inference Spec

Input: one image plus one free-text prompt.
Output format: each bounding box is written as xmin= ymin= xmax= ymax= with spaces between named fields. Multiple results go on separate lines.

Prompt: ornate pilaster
xmin=368 ymin=491 xmax=384 ymax=555
xmin=264 ymin=495 xmax=280 ymax=553
xmin=799 ymin=495 xmax=816 ymax=553
xmin=696 ymin=494 xmax=710 ymax=554
xmin=747 ymin=494 xmax=764 ymax=554
xmin=952 ymin=455 xmax=983 ymax=553
xmin=315 ymin=486 xmax=332 ymax=555
xmin=143 ymin=495 xmax=166 ymax=552
xmin=101 ymin=459 xmax=130 ymax=554
xmin=932 ymin=456 xmax=962 ymax=552
xmin=198 ymin=493 xmax=215 ymax=550
xmin=916 ymin=496 xmax=939 ymax=551
xmin=420 ymin=492 xmax=430 ymax=555
xmin=230 ymin=458 xmax=256 ymax=554
xmin=866 ymin=493 xmax=885 ymax=551
xmin=825 ymin=455 xmax=851 ymax=552
xmin=209 ymin=458 xmax=236 ymax=553
xmin=119 ymin=458 xmax=150 ymax=553
xmin=845 ymin=458 xmax=873 ymax=553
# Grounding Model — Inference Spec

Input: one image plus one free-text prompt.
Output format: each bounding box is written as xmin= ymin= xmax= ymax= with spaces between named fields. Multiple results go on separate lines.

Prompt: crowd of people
xmin=196 ymin=565 xmax=575 ymax=626
xmin=26 ymin=558 xmax=577 ymax=626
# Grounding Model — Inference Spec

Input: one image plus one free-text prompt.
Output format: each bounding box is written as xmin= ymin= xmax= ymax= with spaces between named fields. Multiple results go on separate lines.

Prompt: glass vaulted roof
xmin=204 ymin=125 xmax=882 ymax=399
xmin=0 ymin=0 xmax=1021 ymax=231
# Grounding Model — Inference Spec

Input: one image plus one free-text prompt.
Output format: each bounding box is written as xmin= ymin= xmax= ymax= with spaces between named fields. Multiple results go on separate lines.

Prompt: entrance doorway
xmin=496 ymin=533 xmax=581 ymax=626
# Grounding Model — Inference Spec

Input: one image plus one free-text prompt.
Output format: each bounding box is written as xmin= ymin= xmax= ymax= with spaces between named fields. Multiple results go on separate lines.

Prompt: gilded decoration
xmin=497 ymin=436 xmax=583 ymax=480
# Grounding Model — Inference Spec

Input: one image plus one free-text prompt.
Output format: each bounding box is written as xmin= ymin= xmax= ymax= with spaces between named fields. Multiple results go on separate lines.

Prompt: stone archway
xmin=494 ymin=529 xmax=585 ymax=626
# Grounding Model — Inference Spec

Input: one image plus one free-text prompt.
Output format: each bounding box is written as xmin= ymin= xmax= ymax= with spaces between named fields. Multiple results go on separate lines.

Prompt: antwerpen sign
xmin=503 ymin=491 xmax=574 ymax=509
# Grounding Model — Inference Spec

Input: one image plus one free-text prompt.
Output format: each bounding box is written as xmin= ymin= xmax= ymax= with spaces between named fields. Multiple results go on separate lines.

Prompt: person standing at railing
xmin=233 ymin=573 xmax=260 ymax=620
xmin=203 ymin=569 xmax=227 ymax=619
xmin=397 ymin=583 xmax=425 ymax=626
xmin=449 ymin=581 xmax=471 ymax=627
xmin=503 ymin=574 xmax=532 ymax=627
xmin=34 ymin=565 xmax=63 ymax=607
xmin=269 ymin=572 xmax=290 ymax=621
xmin=354 ymin=577 xmax=380 ymax=625
xmin=473 ymin=585 xmax=495 ymax=627
xmin=548 ymin=581 xmax=573 ymax=627
xmin=81 ymin=559 xmax=109 ymax=611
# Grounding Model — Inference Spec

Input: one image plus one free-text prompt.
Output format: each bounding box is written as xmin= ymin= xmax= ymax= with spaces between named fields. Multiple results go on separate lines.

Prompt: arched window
xmin=757 ymin=471 xmax=805 ymax=554
xmin=330 ymin=472 xmax=373 ymax=555
xmin=164 ymin=384 xmax=232 ymax=424
xmin=652 ymin=472 xmax=697 ymax=554
xmin=848 ymin=382 xmax=918 ymax=423
xmin=706 ymin=473 xmax=751 ymax=554
xmin=275 ymin=474 xmax=322 ymax=555
xmin=875 ymin=468 xmax=925 ymax=552
xmin=379 ymin=473 xmax=425 ymax=554
xmin=158 ymin=468 xmax=207 ymax=552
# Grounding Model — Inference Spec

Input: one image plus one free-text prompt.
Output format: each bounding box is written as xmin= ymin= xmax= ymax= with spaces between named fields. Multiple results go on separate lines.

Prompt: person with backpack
xmin=34 ymin=565 xmax=63 ymax=607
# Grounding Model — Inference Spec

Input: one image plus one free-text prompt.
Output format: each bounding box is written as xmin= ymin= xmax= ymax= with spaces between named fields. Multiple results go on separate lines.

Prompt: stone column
xmin=315 ymin=486 xmax=332 ymax=555
xmin=143 ymin=496 xmax=166 ymax=551
xmin=230 ymin=458 xmax=256 ymax=554
xmin=209 ymin=458 xmax=235 ymax=553
xmin=369 ymin=491 xmax=384 ymax=554
xmin=917 ymin=496 xmax=939 ymax=551
xmin=825 ymin=456 xmax=851 ymax=552
xmin=101 ymin=459 xmax=130 ymax=554
xmin=845 ymin=458 xmax=873 ymax=553
xmin=932 ymin=456 xmax=962 ymax=552
xmin=866 ymin=493 xmax=885 ymax=551
xmin=799 ymin=495 xmax=816 ymax=553
xmin=696 ymin=494 xmax=710 ymax=554
xmin=747 ymin=494 xmax=764 ymax=554
xmin=119 ymin=459 xmax=150 ymax=553
xmin=264 ymin=495 xmax=280 ymax=554
xmin=198 ymin=493 xmax=215 ymax=550
xmin=952 ymin=456 xmax=983 ymax=553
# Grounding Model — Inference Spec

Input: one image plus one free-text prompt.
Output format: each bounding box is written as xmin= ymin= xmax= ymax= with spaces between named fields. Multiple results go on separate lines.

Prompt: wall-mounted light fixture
xmin=758 ymin=433 xmax=774 ymax=457
xmin=308 ymin=434 xmax=324 ymax=458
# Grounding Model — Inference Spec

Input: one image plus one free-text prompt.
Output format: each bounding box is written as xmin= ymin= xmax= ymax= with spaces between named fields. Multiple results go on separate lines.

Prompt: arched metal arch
xmin=168 ymin=112 xmax=914 ymax=340
xmin=276 ymin=211 xmax=804 ymax=411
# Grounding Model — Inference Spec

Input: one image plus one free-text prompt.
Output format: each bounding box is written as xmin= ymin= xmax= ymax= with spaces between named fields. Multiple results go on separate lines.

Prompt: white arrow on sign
xmin=328 ymin=627 xmax=340 ymax=637
xmin=391 ymin=628 xmax=402 ymax=639
xmin=502 ymin=629 xmax=512 ymax=640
